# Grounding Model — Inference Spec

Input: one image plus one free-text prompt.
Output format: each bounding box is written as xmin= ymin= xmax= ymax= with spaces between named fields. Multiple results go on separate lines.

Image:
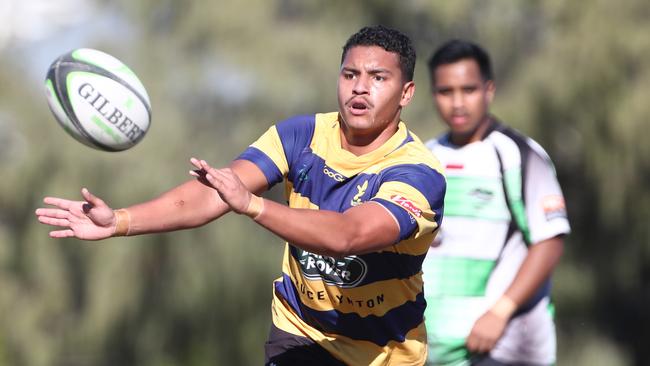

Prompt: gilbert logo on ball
xmin=44 ymin=48 xmax=151 ymax=151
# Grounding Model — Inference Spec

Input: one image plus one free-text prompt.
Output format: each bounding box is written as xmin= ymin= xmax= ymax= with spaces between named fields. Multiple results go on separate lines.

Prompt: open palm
xmin=35 ymin=188 xmax=116 ymax=240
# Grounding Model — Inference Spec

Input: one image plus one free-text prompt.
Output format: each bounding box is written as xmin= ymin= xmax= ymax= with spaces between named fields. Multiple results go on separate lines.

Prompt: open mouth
xmin=348 ymin=99 xmax=370 ymax=115
xmin=352 ymin=102 xmax=368 ymax=110
xmin=451 ymin=114 xmax=468 ymax=124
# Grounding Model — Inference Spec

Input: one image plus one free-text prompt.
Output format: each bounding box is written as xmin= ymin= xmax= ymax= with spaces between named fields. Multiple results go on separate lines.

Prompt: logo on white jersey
xmin=542 ymin=195 xmax=567 ymax=220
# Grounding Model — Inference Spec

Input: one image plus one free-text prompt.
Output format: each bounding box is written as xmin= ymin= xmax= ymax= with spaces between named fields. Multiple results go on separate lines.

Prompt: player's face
xmin=337 ymin=46 xmax=414 ymax=136
xmin=432 ymin=58 xmax=495 ymax=145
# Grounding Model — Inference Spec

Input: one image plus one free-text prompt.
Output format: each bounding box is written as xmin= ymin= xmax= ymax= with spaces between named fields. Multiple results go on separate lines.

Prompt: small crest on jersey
xmin=542 ymin=195 xmax=567 ymax=220
xmin=390 ymin=195 xmax=422 ymax=217
xmin=350 ymin=180 xmax=368 ymax=206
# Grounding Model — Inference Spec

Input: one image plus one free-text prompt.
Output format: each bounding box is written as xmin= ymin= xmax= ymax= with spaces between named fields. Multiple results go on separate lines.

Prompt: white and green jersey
xmin=423 ymin=120 xmax=570 ymax=365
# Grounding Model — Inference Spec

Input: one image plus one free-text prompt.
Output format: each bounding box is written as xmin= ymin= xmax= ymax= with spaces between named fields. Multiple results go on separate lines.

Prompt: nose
xmin=353 ymin=74 xmax=370 ymax=95
xmin=451 ymin=91 xmax=464 ymax=109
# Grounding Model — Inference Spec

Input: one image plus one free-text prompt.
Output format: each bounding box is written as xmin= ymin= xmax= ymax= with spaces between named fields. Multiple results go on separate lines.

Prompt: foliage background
xmin=0 ymin=0 xmax=648 ymax=365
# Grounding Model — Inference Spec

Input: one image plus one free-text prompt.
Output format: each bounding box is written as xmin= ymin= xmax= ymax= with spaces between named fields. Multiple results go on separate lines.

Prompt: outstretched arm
xmin=192 ymin=159 xmax=401 ymax=257
xmin=466 ymin=236 xmax=564 ymax=353
xmin=35 ymin=158 xmax=269 ymax=240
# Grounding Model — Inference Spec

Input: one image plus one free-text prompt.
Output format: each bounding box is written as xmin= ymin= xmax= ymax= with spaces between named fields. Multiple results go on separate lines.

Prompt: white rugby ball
xmin=44 ymin=48 xmax=151 ymax=151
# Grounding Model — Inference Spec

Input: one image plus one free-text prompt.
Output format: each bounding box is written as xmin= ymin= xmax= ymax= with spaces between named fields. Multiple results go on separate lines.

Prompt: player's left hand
xmin=466 ymin=310 xmax=508 ymax=354
xmin=189 ymin=157 xmax=252 ymax=214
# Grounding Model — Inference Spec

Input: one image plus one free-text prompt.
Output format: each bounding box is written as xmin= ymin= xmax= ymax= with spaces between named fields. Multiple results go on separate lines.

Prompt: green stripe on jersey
xmin=426 ymin=336 xmax=470 ymax=366
xmin=502 ymin=168 xmax=531 ymax=242
xmin=424 ymin=257 xmax=495 ymax=296
xmin=444 ymin=176 xmax=509 ymax=220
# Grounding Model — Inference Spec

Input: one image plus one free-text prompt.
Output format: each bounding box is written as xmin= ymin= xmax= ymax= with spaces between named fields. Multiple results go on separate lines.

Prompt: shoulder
xmin=275 ymin=114 xmax=316 ymax=134
xmin=400 ymin=129 xmax=445 ymax=173
xmin=488 ymin=123 xmax=554 ymax=165
xmin=382 ymin=131 xmax=445 ymax=186
xmin=423 ymin=132 xmax=448 ymax=151
xmin=275 ymin=112 xmax=338 ymax=141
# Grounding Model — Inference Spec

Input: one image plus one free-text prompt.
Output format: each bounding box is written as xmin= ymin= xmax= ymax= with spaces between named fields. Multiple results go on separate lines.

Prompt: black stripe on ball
xmin=47 ymin=51 xmax=151 ymax=152
xmin=48 ymin=56 xmax=117 ymax=151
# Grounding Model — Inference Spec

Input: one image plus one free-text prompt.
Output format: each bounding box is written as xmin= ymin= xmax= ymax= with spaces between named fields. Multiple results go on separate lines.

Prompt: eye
xmin=436 ymin=89 xmax=452 ymax=96
xmin=343 ymin=72 xmax=355 ymax=80
xmin=373 ymin=75 xmax=385 ymax=82
xmin=462 ymin=86 xmax=477 ymax=93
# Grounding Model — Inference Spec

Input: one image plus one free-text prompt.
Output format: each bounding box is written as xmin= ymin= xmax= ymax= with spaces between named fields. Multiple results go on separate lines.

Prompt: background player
xmin=422 ymin=39 xmax=570 ymax=365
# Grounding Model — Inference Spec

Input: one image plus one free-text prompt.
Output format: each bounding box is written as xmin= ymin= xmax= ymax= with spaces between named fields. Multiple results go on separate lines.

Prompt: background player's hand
xmin=190 ymin=158 xmax=251 ymax=214
xmin=466 ymin=310 xmax=508 ymax=354
xmin=35 ymin=188 xmax=117 ymax=240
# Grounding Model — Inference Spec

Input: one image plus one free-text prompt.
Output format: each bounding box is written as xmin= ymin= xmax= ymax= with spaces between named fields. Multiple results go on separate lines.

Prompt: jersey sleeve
xmin=236 ymin=115 xmax=316 ymax=188
xmin=524 ymin=145 xmax=571 ymax=244
xmin=370 ymin=164 xmax=446 ymax=242
xmin=236 ymin=125 xmax=288 ymax=187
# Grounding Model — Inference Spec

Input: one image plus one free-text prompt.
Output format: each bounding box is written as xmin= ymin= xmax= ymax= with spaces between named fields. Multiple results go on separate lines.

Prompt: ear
xmin=485 ymin=80 xmax=496 ymax=103
xmin=400 ymin=81 xmax=416 ymax=107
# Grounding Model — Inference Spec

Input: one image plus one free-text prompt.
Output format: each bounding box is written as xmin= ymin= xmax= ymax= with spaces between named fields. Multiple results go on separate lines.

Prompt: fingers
xmin=42 ymin=188 xmax=105 ymax=211
xmin=189 ymin=169 xmax=205 ymax=178
xmin=190 ymin=157 xmax=203 ymax=170
xmin=466 ymin=315 xmax=503 ymax=354
xmin=37 ymin=215 xmax=70 ymax=228
xmin=466 ymin=335 xmax=484 ymax=353
xmin=43 ymin=196 xmax=73 ymax=210
xmin=81 ymin=187 xmax=106 ymax=207
xmin=190 ymin=158 xmax=215 ymax=187
xmin=467 ymin=337 xmax=490 ymax=354
xmin=35 ymin=208 xmax=71 ymax=220
xmin=189 ymin=158 xmax=233 ymax=187
xmin=49 ymin=229 xmax=75 ymax=238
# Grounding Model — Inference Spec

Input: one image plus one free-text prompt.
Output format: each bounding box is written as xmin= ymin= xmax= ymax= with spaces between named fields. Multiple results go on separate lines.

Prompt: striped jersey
xmin=238 ymin=112 xmax=446 ymax=365
xmin=422 ymin=120 xmax=571 ymax=365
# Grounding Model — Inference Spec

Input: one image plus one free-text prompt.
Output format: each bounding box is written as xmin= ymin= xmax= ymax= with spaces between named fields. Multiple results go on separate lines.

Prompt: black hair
xmin=341 ymin=25 xmax=416 ymax=82
xmin=427 ymin=39 xmax=493 ymax=82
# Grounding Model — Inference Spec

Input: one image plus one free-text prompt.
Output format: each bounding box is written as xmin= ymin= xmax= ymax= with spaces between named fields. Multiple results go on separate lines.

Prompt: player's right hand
xmin=35 ymin=188 xmax=116 ymax=240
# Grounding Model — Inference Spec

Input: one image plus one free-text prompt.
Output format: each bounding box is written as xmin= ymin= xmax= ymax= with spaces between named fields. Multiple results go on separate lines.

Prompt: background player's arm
xmin=467 ymin=148 xmax=567 ymax=353
xmin=497 ymin=147 xmax=568 ymax=313
xmin=500 ymin=235 xmax=564 ymax=308
xmin=466 ymin=236 xmax=564 ymax=353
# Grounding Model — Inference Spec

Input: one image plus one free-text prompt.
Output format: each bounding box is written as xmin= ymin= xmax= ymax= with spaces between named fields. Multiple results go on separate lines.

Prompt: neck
xmin=450 ymin=116 xmax=493 ymax=146
xmin=339 ymin=119 xmax=400 ymax=156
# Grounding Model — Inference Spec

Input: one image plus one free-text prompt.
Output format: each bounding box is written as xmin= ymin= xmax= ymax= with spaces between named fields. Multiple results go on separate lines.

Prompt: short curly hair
xmin=341 ymin=25 xmax=416 ymax=82
xmin=427 ymin=39 xmax=493 ymax=82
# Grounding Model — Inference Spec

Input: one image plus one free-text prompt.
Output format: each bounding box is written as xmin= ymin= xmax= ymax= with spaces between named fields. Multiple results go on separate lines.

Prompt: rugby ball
xmin=44 ymin=48 xmax=151 ymax=151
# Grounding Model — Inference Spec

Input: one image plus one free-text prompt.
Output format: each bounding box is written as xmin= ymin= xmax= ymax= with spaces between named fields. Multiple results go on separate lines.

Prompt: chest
xmin=286 ymin=147 xmax=384 ymax=212
xmin=433 ymin=143 xmax=509 ymax=220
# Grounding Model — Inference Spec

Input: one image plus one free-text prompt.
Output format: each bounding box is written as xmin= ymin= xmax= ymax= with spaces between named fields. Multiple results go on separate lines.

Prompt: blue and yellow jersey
xmin=237 ymin=112 xmax=446 ymax=365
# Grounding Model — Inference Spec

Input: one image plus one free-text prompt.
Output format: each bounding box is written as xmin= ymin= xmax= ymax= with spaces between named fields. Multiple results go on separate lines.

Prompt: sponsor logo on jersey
xmin=445 ymin=163 xmax=464 ymax=170
xmin=390 ymin=195 xmax=422 ymax=217
xmin=469 ymin=188 xmax=494 ymax=202
xmin=297 ymin=249 xmax=368 ymax=288
xmin=350 ymin=180 xmax=368 ymax=206
xmin=542 ymin=194 xmax=567 ymax=220
xmin=323 ymin=166 xmax=346 ymax=182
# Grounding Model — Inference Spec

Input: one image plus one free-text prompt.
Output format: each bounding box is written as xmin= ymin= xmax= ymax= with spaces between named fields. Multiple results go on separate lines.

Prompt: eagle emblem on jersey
xmin=350 ymin=180 xmax=368 ymax=206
